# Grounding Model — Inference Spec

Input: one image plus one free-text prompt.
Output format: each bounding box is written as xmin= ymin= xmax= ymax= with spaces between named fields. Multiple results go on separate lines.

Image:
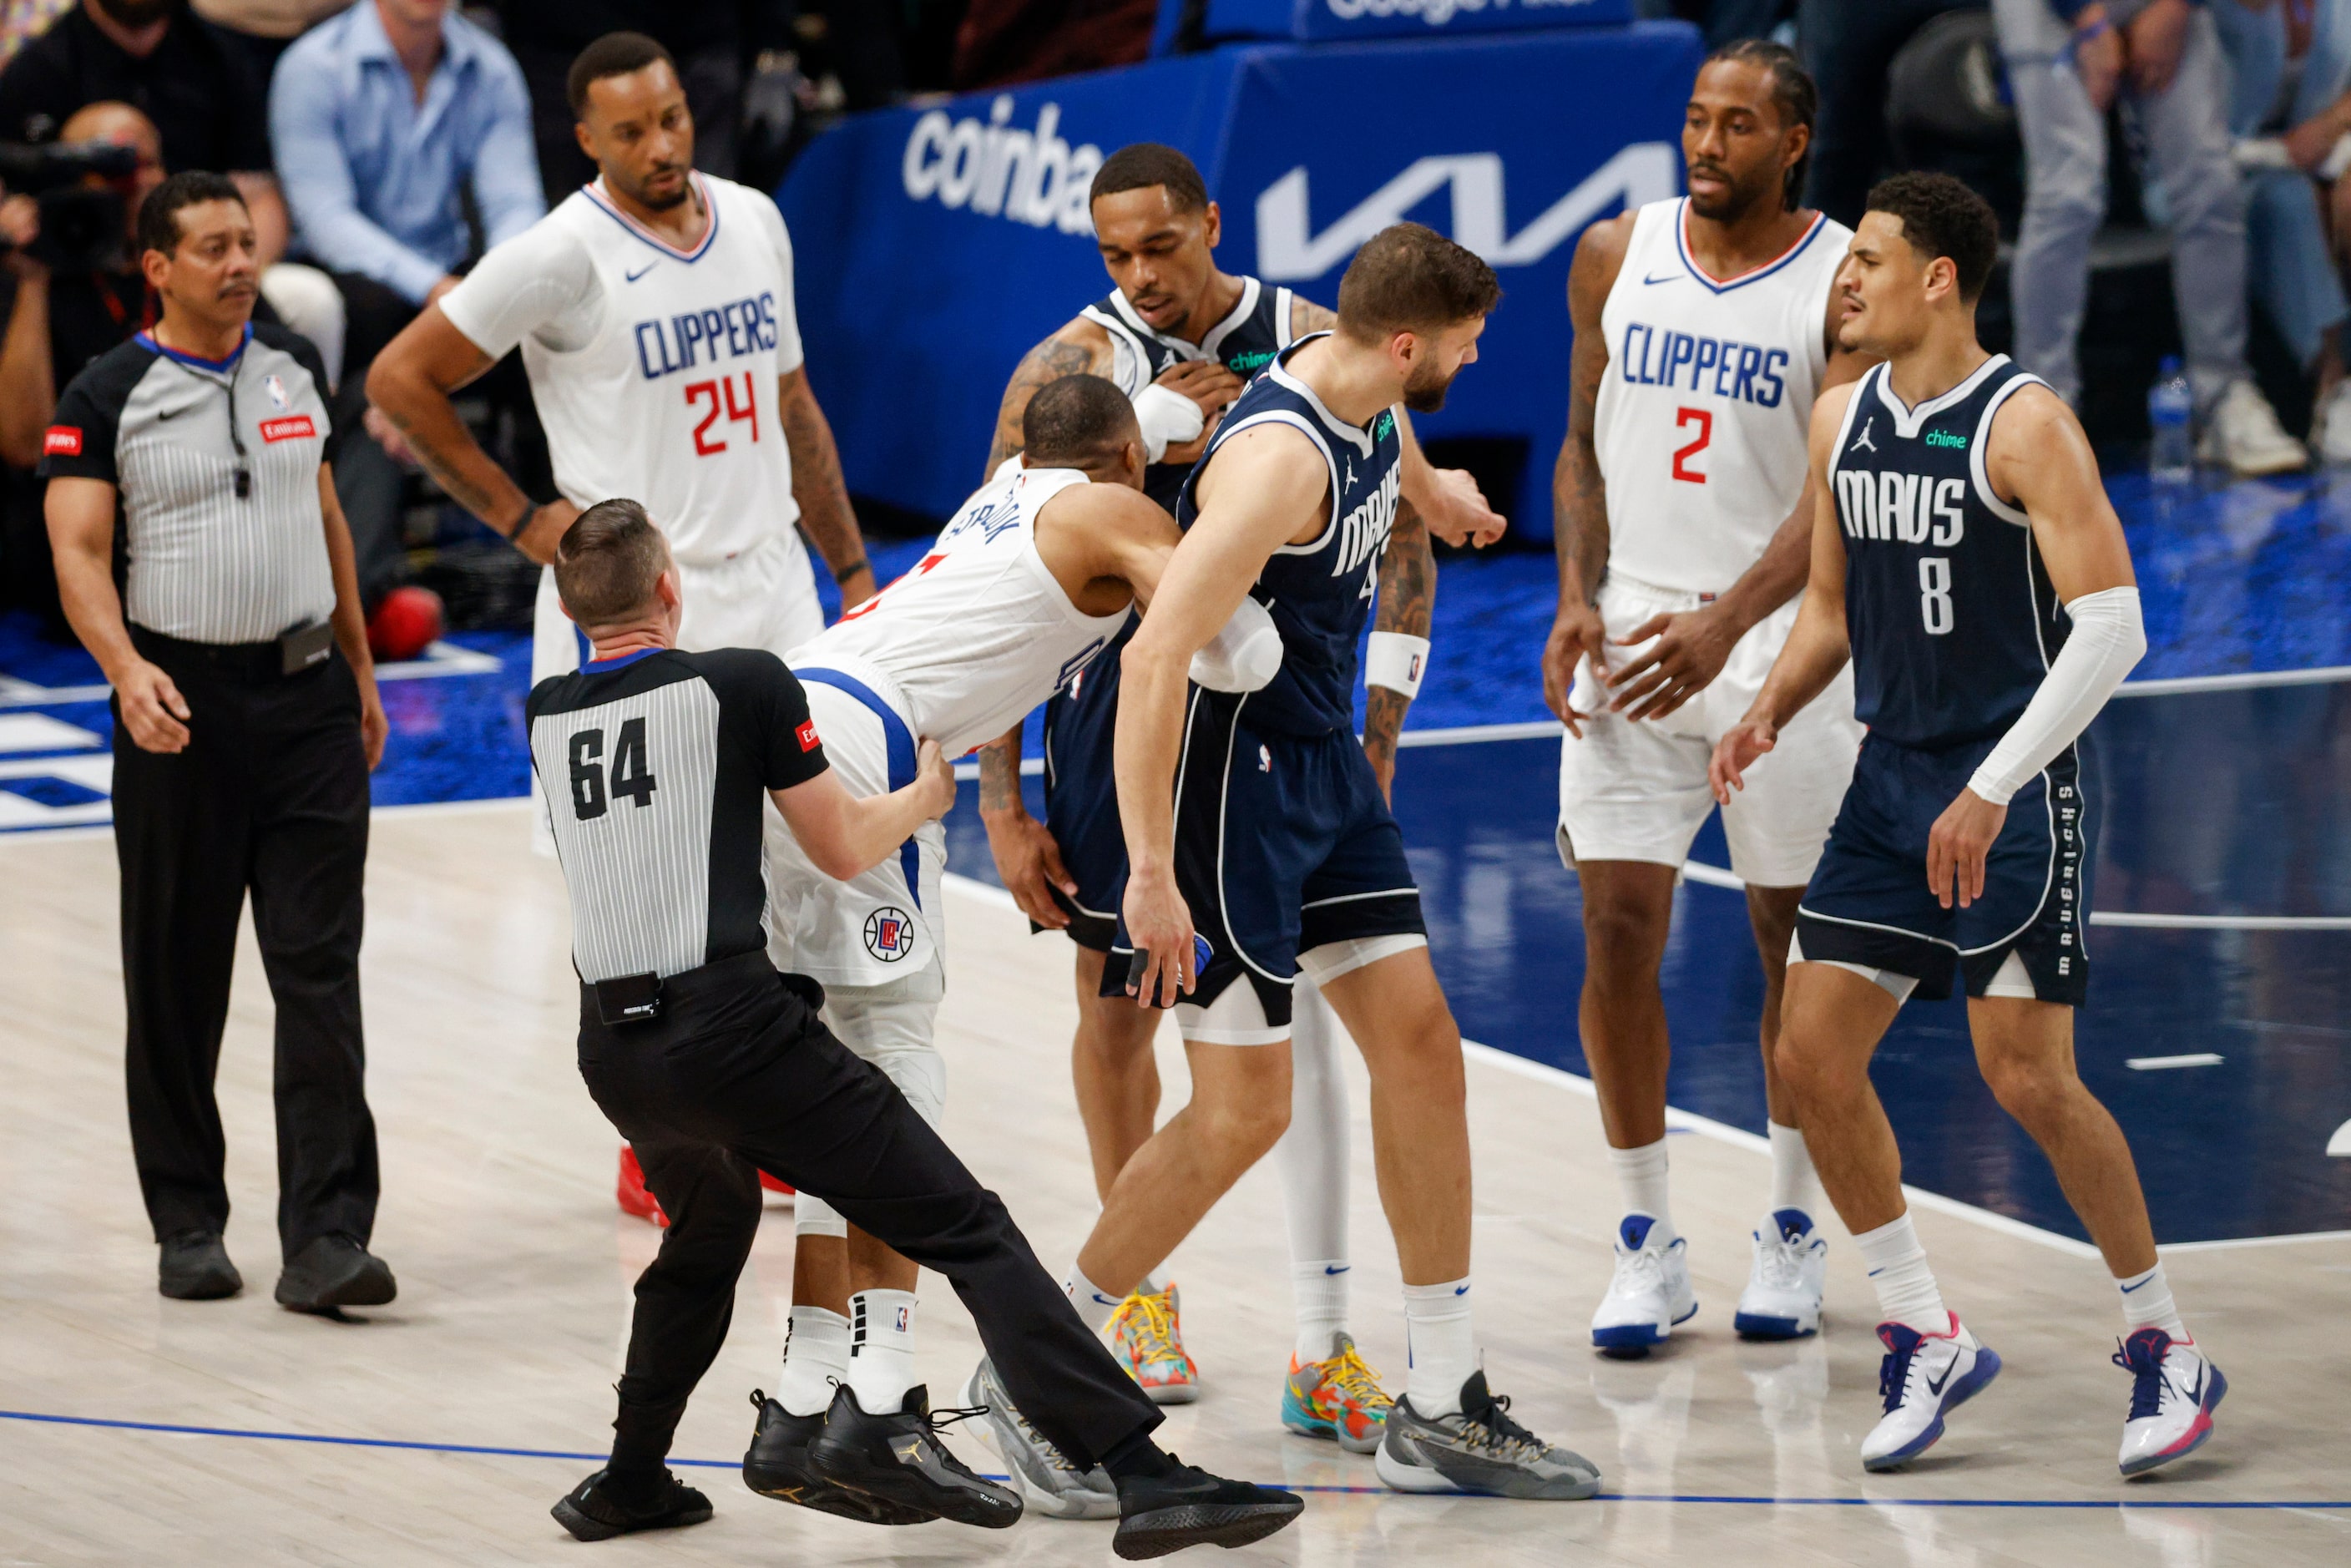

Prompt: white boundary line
xmin=1673 ymin=857 xmax=2348 ymax=931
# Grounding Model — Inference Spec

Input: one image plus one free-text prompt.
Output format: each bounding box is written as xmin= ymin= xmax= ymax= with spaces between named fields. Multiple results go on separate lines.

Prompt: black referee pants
xmin=114 ymin=630 xmax=377 ymax=1258
xmin=577 ymin=952 xmax=1161 ymax=1474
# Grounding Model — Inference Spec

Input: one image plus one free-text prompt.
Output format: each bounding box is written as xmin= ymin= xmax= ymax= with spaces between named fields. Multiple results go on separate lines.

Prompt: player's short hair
xmin=1336 ymin=222 xmax=1502 ymax=343
xmin=1023 ymin=374 xmax=1140 ymax=465
xmin=568 ymin=32 xmax=677 ymax=117
xmin=1867 ymin=171 xmax=2000 ymax=303
xmin=137 ymin=170 xmax=246 ymax=257
xmin=555 ymin=498 xmax=671 ymax=626
xmin=1090 ymin=143 xmax=1209 ymax=215
xmin=1701 ymin=38 xmax=1818 ymax=210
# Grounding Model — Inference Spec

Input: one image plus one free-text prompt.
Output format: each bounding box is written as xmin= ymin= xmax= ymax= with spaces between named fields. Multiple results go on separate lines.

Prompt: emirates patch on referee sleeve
xmin=42 ymin=426 xmax=80 ymax=456
xmin=796 ymin=719 xmax=822 ymax=751
xmin=259 ymin=415 xmax=316 ymax=443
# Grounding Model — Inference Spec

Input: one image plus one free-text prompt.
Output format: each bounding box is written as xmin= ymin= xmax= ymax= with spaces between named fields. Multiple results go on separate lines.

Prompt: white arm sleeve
xmin=438 ymin=219 xmax=600 ymax=359
xmin=1132 ymin=382 xmax=1205 ymax=465
xmin=1966 ymin=585 xmax=2145 ymax=806
xmin=1189 ymin=594 xmax=1284 ymax=693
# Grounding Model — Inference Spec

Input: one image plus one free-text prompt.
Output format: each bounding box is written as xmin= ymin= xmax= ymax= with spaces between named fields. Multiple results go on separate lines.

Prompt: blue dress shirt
xmin=270 ymin=2 xmax=544 ymax=306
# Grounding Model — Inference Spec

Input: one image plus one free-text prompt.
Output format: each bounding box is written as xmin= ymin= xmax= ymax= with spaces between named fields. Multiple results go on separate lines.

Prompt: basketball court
xmin=1 ymin=472 xmax=2347 ymax=1564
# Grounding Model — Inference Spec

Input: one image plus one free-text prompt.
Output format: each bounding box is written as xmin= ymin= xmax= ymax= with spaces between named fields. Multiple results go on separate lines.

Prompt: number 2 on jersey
xmin=685 ymin=371 xmax=760 ymax=456
xmin=569 ymin=718 xmax=660 ymax=820
xmin=1672 ymin=407 xmax=1711 ymax=484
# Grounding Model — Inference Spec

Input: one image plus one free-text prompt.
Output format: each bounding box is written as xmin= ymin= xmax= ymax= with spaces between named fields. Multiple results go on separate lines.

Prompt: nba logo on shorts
xmin=864 ymin=906 xmax=916 ymax=962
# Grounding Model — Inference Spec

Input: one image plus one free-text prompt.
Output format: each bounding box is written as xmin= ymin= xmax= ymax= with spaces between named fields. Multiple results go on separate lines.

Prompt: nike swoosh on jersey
xmin=624 ymin=261 xmax=658 ymax=283
xmin=1641 ymin=271 xmax=1684 ymax=286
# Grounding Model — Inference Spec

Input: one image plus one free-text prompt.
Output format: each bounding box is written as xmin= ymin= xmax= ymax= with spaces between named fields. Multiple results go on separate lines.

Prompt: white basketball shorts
xmin=1556 ymin=573 xmax=1863 ymax=889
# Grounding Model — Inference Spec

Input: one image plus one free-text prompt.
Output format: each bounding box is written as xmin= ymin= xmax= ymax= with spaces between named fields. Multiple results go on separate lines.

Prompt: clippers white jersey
xmin=1592 ymin=198 xmax=1849 ymax=595
xmin=441 ymin=171 xmax=810 ymax=571
xmin=791 ymin=467 xmax=1130 ymax=757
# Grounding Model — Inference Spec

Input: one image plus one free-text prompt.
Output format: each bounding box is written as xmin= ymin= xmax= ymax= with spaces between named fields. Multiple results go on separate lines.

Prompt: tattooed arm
xmin=976 ymin=721 xmax=1077 ymax=928
xmin=778 ymin=366 xmax=875 ymax=609
xmin=365 ymin=305 xmax=579 ymax=563
xmin=1364 ymin=496 xmax=1434 ymax=801
xmin=985 ymin=318 xmax=1117 ymax=477
xmin=1542 ymin=212 xmax=1632 ymax=736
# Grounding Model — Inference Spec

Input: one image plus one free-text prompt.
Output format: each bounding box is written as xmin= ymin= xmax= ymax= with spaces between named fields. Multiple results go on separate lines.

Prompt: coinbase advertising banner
xmin=778 ymin=21 xmax=1699 ymax=539
xmin=1203 ymin=0 xmax=1631 ymax=43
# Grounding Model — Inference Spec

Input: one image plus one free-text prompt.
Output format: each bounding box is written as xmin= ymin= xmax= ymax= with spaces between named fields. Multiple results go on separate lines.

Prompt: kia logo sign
xmin=901 ymin=97 xmax=1102 ymax=232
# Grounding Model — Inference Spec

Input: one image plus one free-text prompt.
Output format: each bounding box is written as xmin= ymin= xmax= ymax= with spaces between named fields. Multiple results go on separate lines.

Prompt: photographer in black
xmin=0 ymin=100 xmax=160 ymax=621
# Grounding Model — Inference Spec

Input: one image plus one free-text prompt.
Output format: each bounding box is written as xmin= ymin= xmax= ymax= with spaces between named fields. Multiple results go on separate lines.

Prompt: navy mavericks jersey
xmin=1081 ymin=276 xmax=1295 ymax=513
xmin=1828 ymin=355 xmax=2067 ymax=750
xmin=1176 ymin=334 xmax=1403 ymax=736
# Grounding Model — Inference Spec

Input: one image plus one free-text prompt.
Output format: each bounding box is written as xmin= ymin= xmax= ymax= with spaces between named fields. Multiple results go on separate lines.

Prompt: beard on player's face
xmin=1401 ymin=357 xmax=1458 ymax=413
xmin=1686 ymin=156 xmax=1778 ymax=224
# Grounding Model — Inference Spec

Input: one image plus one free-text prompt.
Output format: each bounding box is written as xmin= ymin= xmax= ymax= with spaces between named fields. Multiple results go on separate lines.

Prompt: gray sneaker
xmin=1375 ymin=1370 xmax=1602 ymax=1500
xmin=960 ymin=1357 xmax=1120 ymax=1520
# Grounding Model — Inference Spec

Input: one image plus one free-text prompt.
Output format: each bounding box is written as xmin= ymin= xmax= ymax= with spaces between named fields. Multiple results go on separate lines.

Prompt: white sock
xmin=1292 ymin=1261 xmax=1349 ymax=1363
xmin=1767 ymin=1121 xmax=1823 ymax=1221
xmin=1402 ymin=1277 xmax=1476 ymax=1417
xmin=2116 ymin=1262 xmax=2190 ymax=1342
xmin=1608 ymin=1138 xmax=1675 ymax=1241
xmin=1139 ymin=1269 xmax=1168 ymax=1297
xmin=775 ymin=1305 xmax=849 ymax=1417
xmin=846 ymin=1289 xmax=918 ymax=1414
xmin=1853 ymin=1214 xmax=1949 ymax=1335
xmin=1064 ymin=1264 xmax=1122 ymax=1333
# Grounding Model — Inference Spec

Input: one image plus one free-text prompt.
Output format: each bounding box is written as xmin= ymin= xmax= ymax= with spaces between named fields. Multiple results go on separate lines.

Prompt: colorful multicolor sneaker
xmin=1110 ymin=1283 xmax=1201 ymax=1404
xmin=1282 ymin=1331 xmax=1393 ymax=1453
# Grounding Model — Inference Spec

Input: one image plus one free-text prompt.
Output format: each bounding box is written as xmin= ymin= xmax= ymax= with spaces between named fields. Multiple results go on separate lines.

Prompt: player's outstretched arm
xmin=983 ymin=320 xmax=1116 ymax=477
xmin=1115 ymin=426 xmax=1325 ymax=1007
xmin=776 ymin=367 xmax=875 ymax=609
xmin=1924 ymin=383 xmax=2145 ymax=908
xmin=367 ymin=306 xmax=577 ymax=563
xmin=1610 ymin=331 xmax=1878 ymax=724
xmin=774 ymin=738 xmax=957 ymax=883
xmin=1544 ymin=214 xmax=1631 ymax=733
xmin=1711 ymin=384 xmax=1857 ymax=804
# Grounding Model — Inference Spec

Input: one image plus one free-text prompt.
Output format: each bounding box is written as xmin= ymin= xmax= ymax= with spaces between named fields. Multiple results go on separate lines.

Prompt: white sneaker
xmin=959 ymin=1357 xmax=1118 ymax=1519
xmin=1860 ymin=1313 xmax=2002 ymax=1472
xmin=1734 ymin=1208 xmax=1827 ymax=1341
xmin=1590 ymin=1215 xmax=1696 ymax=1357
xmin=2197 ymin=378 xmax=2308 ymax=476
xmin=2116 ymin=1328 xmax=2227 ymax=1477
xmin=2316 ymin=381 xmax=2351 ymax=466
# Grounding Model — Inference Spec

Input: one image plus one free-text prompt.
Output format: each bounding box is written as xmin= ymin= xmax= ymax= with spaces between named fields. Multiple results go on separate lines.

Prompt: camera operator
xmin=0 ymin=100 xmax=161 ymax=468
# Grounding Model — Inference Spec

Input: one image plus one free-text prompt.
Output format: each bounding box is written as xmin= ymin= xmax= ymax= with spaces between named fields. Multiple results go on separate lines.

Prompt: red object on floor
xmin=617 ymin=1145 xmax=668 ymax=1227
xmin=759 ymin=1170 xmax=795 ymax=1196
xmin=367 ymin=585 xmax=443 ymax=661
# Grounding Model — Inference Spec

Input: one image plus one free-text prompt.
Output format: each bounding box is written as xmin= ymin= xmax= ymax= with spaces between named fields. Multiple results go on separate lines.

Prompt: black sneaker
xmin=159 ymin=1230 xmax=241 ymax=1300
xmin=1112 ymin=1458 xmax=1304 ymax=1560
xmin=550 ymin=1468 xmax=714 ymax=1541
xmin=806 ymin=1383 xmax=1021 ymax=1528
xmin=274 ymin=1235 xmax=397 ymax=1313
xmin=743 ymin=1389 xmax=931 ymax=1525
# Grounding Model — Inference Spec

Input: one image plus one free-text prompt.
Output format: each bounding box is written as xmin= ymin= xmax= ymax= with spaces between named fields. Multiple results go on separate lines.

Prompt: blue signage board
xmin=778 ymin=21 xmax=1701 ymax=539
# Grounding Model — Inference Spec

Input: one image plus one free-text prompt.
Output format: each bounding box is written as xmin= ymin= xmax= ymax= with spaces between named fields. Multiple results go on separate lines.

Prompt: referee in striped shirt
xmin=43 ymin=172 xmax=396 ymax=1314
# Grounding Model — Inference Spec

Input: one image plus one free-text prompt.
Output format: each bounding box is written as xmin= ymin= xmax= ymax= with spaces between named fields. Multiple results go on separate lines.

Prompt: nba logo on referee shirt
xmin=265 ymin=374 xmax=289 ymax=411
xmin=864 ymin=906 xmax=915 ymax=962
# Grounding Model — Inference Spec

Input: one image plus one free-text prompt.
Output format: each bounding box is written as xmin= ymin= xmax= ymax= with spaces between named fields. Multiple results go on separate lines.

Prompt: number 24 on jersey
xmin=684 ymin=371 xmax=760 ymax=457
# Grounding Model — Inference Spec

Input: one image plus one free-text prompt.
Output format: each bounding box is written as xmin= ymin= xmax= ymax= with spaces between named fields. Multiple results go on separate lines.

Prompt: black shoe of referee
xmin=550 ymin=1468 xmax=714 ymax=1541
xmin=158 ymin=1229 xmax=241 ymax=1300
xmin=1112 ymin=1457 xmax=1305 ymax=1560
xmin=807 ymin=1383 xmax=1022 ymax=1527
xmin=274 ymin=1234 xmax=397 ymax=1313
xmin=743 ymin=1389 xmax=931 ymax=1525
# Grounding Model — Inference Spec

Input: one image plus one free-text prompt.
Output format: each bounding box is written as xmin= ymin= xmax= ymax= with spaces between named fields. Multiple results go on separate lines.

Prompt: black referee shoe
xmin=158 ymin=1230 xmax=241 ymax=1300
xmin=807 ymin=1383 xmax=1021 ymax=1528
xmin=550 ymin=1468 xmax=713 ymax=1541
xmin=1112 ymin=1459 xmax=1304 ymax=1560
xmin=743 ymin=1389 xmax=931 ymax=1525
xmin=274 ymin=1235 xmax=397 ymax=1314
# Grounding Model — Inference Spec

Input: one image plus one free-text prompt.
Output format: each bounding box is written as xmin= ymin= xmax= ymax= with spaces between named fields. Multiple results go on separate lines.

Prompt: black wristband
xmin=837 ymin=558 xmax=872 ymax=579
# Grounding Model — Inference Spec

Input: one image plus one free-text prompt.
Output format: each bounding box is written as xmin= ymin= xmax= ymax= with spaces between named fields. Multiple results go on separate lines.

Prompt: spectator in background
xmin=191 ymin=1 xmax=352 ymax=89
xmin=0 ymin=1 xmax=70 ymax=63
xmin=950 ymin=0 xmax=1152 ymax=89
xmin=493 ymin=2 xmax=790 ymax=205
xmin=1995 ymin=0 xmax=2309 ymax=473
xmin=1798 ymin=1 xmax=1976 ymax=226
xmin=2215 ymin=0 xmax=2351 ymax=460
xmin=1637 ymin=0 xmax=1793 ymax=48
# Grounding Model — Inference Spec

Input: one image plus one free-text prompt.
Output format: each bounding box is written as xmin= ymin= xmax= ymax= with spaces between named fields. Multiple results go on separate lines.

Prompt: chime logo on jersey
xmin=864 ymin=905 xmax=916 ymax=961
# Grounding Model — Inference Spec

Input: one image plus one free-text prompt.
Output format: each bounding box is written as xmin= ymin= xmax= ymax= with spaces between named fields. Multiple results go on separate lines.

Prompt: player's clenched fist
xmin=1708 ymin=716 xmax=1777 ymax=805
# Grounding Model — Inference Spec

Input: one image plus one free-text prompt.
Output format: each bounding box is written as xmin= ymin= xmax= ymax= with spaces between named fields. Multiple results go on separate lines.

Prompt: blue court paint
xmin=6 ymin=476 xmax=2349 ymax=1242
xmin=3 ymin=1408 xmax=2343 ymax=1509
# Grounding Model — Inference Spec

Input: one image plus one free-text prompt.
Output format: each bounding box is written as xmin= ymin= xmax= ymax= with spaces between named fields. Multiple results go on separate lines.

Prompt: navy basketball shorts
xmin=1039 ymin=650 xmax=1129 ymax=953
xmin=1101 ymin=688 xmax=1426 ymax=1030
xmin=1795 ymin=732 xmax=2094 ymax=1006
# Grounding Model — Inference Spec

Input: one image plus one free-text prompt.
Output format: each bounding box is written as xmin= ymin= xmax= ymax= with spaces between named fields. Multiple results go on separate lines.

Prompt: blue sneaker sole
xmin=1863 ymin=1346 xmax=2003 ymax=1472
xmin=1732 ymin=1311 xmax=1817 ymax=1341
xmin=2120 ymin=1364 xmax=2227 ymax=1477
xmin=1592 ymin=1301 xmax=1698 ymax=1356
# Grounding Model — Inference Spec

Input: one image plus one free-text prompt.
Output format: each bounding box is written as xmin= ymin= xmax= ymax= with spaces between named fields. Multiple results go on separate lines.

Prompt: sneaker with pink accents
xmin=1859 ymin=1313 xmax=2002 ymax=1472
xmin=2116 ymin=1328 xmax=2226 ymax=1477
